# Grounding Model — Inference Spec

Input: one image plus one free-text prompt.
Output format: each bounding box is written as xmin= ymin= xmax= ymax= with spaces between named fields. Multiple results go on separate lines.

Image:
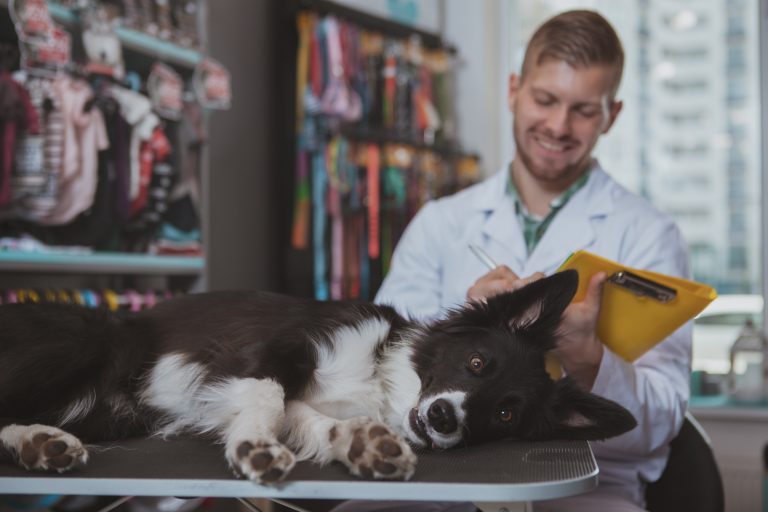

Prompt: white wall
xmin=443 ymin=0 xmax=514 ymax=176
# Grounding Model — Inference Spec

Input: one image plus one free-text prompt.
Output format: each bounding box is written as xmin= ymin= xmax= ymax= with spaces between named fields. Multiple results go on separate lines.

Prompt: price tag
xmin=148 ymin=62 xmax=183 ymax=120
xmin=10 ymin=0 xmax=54 ymax=43
xmin=193 ymin=58 xmax=231 ymax=110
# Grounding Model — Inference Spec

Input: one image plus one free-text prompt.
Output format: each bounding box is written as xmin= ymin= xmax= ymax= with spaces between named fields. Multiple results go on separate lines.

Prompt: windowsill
xmin=689 ymin=394 xmax=768 ymax=421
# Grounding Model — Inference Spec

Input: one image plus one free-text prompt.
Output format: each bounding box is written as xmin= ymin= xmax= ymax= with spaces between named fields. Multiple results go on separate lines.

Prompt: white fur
xmin=377 ymin=329 xmax=423 ymax=435
xmin=306 ymin=318 xmax=393 ymax=419
xmin=58 ymin=388 xmax=97 ymax=426
xmin=139 ymin=353 xmax=286 ymax=441
xmin=281 ymin=400 xmax=338 ymax=462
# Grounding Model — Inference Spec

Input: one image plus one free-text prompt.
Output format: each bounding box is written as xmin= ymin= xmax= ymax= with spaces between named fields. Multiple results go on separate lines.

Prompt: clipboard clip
xmin=608 ymin=271 xmax=677 ymax=303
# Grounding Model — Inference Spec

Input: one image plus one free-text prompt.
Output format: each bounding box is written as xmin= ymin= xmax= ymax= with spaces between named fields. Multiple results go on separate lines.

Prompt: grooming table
xmin=0 ymin=437 xmax=598 ymax=512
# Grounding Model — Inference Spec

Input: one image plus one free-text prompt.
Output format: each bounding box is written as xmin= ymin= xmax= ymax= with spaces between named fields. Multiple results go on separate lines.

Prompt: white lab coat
xmin=375 ymin=162 xmax=692 ymax=506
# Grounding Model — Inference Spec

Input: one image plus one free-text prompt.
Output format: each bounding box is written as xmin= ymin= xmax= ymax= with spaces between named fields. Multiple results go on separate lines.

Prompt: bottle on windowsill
xmin=727 ymin=319 xmax=768 ymax=404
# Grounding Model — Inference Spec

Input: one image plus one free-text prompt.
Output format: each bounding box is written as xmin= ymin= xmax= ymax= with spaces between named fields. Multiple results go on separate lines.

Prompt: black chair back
xmin=645 ymin=412 xmax=724 ymax=512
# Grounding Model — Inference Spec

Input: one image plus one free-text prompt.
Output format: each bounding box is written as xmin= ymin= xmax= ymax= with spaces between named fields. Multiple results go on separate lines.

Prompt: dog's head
xmin=403 ymin=269 xmax=637 ymax=449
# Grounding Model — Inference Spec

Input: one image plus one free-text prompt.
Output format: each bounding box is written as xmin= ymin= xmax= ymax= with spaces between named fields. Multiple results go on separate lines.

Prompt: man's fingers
xmin=486 ymin=265 xmax=519 ymax=281
xmin=467 ymin=279 xmax=512 ymax=301
xmin=586 ymin=272 xmax=607 ymax=306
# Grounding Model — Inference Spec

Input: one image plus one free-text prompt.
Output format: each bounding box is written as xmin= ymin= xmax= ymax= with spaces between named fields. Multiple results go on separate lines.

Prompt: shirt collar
xmin=506 ymin=163 xmax=592 ymax=220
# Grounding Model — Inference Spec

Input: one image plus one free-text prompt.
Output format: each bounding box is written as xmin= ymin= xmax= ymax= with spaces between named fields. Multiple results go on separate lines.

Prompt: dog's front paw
xmin=332 ymin=418 xmax=417 ymax=480
xmin=0 ymin=424 xmax=88 ymax=472
xmin=227 ymin=439 xmax=296 ymax=483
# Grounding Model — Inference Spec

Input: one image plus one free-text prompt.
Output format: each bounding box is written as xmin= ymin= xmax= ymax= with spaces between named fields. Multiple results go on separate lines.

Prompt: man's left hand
xmin=553 ymin=272 xmax=606 ymax=390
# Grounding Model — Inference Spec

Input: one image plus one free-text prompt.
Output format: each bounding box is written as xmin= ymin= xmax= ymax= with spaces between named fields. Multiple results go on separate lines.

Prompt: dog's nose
xmin=427 ymin=398 xmax=458 ymax=434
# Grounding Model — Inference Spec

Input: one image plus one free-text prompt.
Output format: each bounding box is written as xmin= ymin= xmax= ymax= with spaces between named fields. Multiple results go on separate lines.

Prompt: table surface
xmin=0 ymin=437 xmax=598 ymax=503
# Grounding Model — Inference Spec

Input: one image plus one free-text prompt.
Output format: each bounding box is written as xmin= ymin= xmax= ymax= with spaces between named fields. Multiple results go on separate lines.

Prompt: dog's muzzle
xmin=403 ymin=391 xmax=466 ymax=449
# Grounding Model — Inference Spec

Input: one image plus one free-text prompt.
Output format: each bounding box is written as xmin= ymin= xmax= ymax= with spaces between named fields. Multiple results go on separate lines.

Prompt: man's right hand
xmin=466 ymin=266 xmax=546 ymax=302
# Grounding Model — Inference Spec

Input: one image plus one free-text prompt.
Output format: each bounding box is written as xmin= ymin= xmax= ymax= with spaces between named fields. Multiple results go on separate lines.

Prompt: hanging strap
xmin=291 ymin=149 xmax=310 ymax=249
xmin=312 ymin=147 xmax=329 ymax=300
xmin=366 ymin=143 xmax=380 ymax=260
xmin=295 ymin=11 xmax=313 ymax=133
xmin=327 ymin=137 xmax=344 ymax=300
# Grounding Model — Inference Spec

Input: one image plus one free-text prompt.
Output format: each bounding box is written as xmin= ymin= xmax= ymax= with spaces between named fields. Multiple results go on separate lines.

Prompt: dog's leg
xmin=0 ymin=424 xmax=88 ymax=472
xmin=283 ymin=401 xmax=417 ymax=480
xmin=217 ymin=378 xmax=296 ymax=483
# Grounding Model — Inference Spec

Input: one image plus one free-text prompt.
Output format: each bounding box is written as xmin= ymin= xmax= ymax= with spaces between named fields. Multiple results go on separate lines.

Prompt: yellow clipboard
xmin=558 ymin=250 xmax=717 ymax=361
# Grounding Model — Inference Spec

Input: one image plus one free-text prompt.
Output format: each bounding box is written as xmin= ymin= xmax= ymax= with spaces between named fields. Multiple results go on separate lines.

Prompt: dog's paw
xmin=332 ymin=418 xmax=417 ymax=480
xmin=0 ymin=424 xmax=88 ymax=472
xmin=227 ymin=439 xmax=296 ymax=483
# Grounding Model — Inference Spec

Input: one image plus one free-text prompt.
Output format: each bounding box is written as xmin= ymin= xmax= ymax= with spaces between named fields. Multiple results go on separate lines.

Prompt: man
xmin=368 ymin=9 xmax=691 ymax=512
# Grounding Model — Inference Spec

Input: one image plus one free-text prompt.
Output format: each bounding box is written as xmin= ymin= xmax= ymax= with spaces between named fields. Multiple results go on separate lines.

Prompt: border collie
xmin=0 ymin=270 xmax=635 ymax=483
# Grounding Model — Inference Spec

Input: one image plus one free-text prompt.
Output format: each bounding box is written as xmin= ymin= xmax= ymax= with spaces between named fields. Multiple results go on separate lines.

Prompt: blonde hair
xmin=521 ymin=10 xmax=624 ymax=97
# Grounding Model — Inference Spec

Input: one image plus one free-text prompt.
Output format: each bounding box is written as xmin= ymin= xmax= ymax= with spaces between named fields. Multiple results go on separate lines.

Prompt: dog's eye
xmin=499 ymin=408 xmax=513 ymax=422
xmin=468 ymin=354 xmax=484 ymax=374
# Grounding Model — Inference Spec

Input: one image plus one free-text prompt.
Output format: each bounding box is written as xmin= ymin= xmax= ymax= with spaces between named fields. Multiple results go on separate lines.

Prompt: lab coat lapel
xmin=526 ymin=168 xmax=614 ymax=273
xmin=475 ymin=171 xmax=528 ymax=270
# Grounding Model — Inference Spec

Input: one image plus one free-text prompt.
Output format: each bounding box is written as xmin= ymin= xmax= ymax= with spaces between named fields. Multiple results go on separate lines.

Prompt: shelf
xmin=45 ymin=2 xmax=204 ymax=68
xmin=0 ymin=251 xmax=204 ymax=275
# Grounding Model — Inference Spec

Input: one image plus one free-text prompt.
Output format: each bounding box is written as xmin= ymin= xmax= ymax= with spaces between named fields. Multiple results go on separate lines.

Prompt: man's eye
xmin=577 ymin=107 xmax=599 ymax=117
xmin=499 ymin=408 xmax=513 ymax=422
xmin=468 ymin=354 xmax=485 ymax=374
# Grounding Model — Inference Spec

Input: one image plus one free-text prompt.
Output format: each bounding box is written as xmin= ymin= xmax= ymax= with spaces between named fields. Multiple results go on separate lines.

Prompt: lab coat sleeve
xmin=590 ymin=217 xmax=692 ymax=459
xmin=374 ymin=201 xmax=445 ymax=320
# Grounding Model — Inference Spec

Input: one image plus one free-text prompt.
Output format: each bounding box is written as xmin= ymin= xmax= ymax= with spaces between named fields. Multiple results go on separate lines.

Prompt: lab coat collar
xmin=474 ymin=160 xmax=616 ymax=272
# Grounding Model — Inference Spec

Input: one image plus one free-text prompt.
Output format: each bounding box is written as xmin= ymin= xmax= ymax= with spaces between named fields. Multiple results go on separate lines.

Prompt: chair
xmin=645 ymin=412 xmax=724 ymax=512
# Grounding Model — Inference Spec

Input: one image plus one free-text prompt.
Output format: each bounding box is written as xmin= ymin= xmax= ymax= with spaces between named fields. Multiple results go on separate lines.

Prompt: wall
xmin=442 ymin=0 xmax=513 ymax=175
xmin=206 ymin=1 xmax=279 ymax=291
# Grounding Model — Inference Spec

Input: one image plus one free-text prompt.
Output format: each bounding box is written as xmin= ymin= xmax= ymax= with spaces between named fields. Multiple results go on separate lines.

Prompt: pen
xmin=469 ymin=244 xmax=499 ymax=271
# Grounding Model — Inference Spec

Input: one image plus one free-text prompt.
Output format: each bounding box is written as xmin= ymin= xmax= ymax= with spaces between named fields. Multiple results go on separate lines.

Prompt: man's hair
xmin=521 ymin=10 xmax=624 ymax=96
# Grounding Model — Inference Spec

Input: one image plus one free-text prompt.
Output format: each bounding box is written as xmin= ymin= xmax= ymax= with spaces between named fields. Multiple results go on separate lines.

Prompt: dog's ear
xmin=486 ymin=269 xmax=579 ymax=336
xmin=544 ymin=377 xmax=637 ymax=440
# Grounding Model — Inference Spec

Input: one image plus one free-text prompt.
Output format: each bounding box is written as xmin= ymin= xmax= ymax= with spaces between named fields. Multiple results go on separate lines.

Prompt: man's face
xmin=508 ymin=59 xmax=623 ymax=188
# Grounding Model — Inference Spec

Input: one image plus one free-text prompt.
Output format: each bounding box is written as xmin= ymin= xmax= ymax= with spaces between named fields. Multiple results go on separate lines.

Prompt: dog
xmin=0 ymin=270 xmax=636 ymax=483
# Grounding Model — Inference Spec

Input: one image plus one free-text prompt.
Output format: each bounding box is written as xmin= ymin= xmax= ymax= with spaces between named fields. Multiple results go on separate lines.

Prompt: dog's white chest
xmin=306 ymin=318 xmax=396 ymax=420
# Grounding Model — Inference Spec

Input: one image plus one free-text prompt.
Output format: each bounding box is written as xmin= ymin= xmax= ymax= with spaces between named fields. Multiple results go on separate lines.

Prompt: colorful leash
xmin=327 ymin=137 xmax=344 ymax=300
xmin=366 ymin=143 xmax=380 ymax=260
xmin=291 ymin=149 xmax=310 ymax=249
xmin=312 ymin=148 xmax=329 ymax=300
xmin=295 ymin=11 xmax=313 ymax=133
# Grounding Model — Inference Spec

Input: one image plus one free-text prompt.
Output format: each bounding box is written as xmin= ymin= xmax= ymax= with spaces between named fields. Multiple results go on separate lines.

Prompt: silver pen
xmin=469 ymin=244 xmax=499 ymax=271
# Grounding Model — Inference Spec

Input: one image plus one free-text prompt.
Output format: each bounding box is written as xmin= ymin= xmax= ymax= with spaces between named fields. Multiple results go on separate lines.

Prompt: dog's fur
xmin=0 ymin=270 xmax=636 ymax=482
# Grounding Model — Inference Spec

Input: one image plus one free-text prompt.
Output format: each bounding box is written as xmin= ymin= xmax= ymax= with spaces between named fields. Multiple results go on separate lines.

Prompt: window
xmin=510 ymin=0 xmax=762 ymax=374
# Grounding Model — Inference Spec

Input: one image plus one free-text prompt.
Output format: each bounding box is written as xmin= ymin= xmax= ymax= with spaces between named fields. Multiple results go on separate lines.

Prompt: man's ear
xmin=486 ymin=270 xmax=578 ymax=335
xmin=508 ymin=72 xmax=521 ymax=113
xmin=546 ymin=377 xmax=637 ymax=441
xmin=602 ymin=99 xmax=623 ymax=134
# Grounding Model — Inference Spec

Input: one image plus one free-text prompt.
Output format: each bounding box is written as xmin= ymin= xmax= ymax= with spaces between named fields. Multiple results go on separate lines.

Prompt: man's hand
xmin=553 ymin=272 xmax=607 ymax=390
xmin=467 ymin=266 xmax=546 ymax=302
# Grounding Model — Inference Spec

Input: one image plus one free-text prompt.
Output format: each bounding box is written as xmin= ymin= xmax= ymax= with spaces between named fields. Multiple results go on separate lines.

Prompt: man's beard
xmin=513 ymin=127 xmax=589 ymax=187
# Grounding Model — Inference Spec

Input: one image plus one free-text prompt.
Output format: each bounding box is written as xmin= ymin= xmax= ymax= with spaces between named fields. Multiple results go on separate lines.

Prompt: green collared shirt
xmin=508 ymin=166 xmax=591 ymax=254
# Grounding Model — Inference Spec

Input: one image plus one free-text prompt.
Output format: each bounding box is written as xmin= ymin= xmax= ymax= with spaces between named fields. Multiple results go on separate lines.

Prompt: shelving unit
xmin=45 ymin=2 xmax=204 ymax=68
xmin=0 ymin=0 xmax=210 ymax=291
xmin=0 ymin=251 xmax=203 ymax=275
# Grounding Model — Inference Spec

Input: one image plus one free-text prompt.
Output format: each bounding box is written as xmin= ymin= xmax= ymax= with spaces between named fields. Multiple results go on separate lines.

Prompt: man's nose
xmin=545 ymin=106 xmax=572 ymax=137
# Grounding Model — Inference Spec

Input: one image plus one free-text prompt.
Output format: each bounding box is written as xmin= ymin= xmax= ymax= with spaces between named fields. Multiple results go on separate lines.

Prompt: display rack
xmin=45 ymin=2 xmax=204 ymax=68
xmin=276 ymin=0 xmax=479 ymax=299
xmin=0 ymin=0 xmax=209 ymax=289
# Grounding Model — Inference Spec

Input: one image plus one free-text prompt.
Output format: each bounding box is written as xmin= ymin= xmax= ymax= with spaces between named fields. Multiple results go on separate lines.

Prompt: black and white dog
xmin=0 ymin=270 xmax=635 ymax=483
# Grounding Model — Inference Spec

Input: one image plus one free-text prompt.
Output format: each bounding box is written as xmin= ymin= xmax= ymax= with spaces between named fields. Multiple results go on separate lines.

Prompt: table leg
xmin=475 ymin=501 xmax=532 ymax=512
